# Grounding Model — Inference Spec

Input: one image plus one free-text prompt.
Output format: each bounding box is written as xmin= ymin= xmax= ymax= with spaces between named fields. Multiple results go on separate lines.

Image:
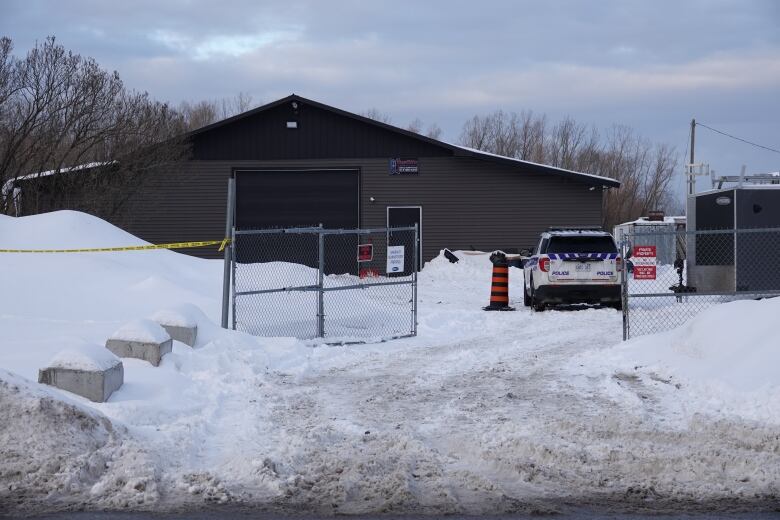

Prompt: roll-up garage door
xmin=235 ymin=169 xmax=359 ymax=230
xmin=233 ymin=169 xmax=359 ymax=270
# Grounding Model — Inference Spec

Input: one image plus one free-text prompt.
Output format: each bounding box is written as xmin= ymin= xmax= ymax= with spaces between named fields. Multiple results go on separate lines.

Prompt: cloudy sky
xmin=3 ymin=0 xmax=779 ymax=196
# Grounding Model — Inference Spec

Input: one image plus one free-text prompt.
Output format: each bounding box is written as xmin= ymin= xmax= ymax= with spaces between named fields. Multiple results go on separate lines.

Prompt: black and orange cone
xmin=484 ymin=252 xmax=515 ymax=311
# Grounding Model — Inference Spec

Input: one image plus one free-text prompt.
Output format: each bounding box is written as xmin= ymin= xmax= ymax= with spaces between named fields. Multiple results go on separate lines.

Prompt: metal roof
xmin=188 ymin=94 xmax=621 ymax=188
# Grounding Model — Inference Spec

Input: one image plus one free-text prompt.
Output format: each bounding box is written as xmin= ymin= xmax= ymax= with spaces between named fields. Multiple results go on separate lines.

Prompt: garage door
xmin=233 ymin=169 xmax=359 ymax=269
xmin=234 ymin=169 xmax=359 ymax=230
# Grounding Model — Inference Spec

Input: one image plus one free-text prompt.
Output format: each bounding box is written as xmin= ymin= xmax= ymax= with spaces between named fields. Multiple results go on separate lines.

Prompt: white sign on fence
xmin=386 ymin=245 xmax=405 ymax=273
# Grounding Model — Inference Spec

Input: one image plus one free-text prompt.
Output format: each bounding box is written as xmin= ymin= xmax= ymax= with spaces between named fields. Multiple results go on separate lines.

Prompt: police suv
xmin=523 ymin=228 xmax=623 ymax=311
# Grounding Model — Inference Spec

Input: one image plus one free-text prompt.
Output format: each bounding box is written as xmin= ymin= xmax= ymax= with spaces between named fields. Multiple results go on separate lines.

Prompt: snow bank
xmin=628 ymin=297 xmax=780 ymax=392
xmin=45 ymin=341 xmax=121 ymax=371
xmin=0 ymin=212 xmax=317 ymax=513
xmin=0 ymin=211 xmax=222 ymax=380
xmin=0 ymin=209 xmax=148 ymax=249
xmin=575 ymin=296 xmax=780 ymax=423
xmin=109 ymin=319 xmax=171 ymax=344
xmin=0 ymin=369 xmax=159 ymax=513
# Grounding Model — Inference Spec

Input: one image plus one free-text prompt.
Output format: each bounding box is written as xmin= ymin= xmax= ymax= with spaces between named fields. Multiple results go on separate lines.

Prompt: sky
xmin=2 ymin=0 xmax=780 ymax=200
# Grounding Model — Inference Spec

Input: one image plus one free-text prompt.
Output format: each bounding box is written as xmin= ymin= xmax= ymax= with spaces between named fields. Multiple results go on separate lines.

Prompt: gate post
xmin=621 ymin=236 xmax=630 ymax=341
xmin=230 ymin=222 xmax=237 ymax=330
xmin=317 ymin=226 xmax=325 ymax=338
xmin=221 ymin=178 xmax=235 ymax=329
xmin=412 ymin=223 xmax=419 ymax=336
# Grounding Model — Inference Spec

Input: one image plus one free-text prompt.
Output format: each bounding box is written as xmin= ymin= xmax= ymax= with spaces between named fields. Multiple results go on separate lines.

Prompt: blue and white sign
xmin=389 ymin=158 xmax=419 ymax=175
xmin=386 ymin=245 xmax=405 ymax=273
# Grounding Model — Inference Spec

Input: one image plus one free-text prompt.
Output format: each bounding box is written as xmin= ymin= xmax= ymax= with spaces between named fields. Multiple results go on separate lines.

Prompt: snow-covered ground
xmin=2 ymin=211 xmax=780 ymax=516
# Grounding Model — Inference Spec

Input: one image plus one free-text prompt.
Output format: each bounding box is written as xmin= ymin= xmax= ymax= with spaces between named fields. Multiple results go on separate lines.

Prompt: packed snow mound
xmin=45 ymin=341 xmax=122 ymax=371
xmin=0 ymin=210 xmax=149 ymax=249
xmin=109 ymin=319 xmax=171 ymax=344
xmin=607 ymin=297 xmax=780 ymax=392
xmin=150 ymin=307 xmax=198 ymax=328
xmin=0 ymin=369 xmax=158 ymax=514
xmin=0 ymin=211 xmax=221 ymax=332
xmin=572 ymin=296 xmax=780 ymax=424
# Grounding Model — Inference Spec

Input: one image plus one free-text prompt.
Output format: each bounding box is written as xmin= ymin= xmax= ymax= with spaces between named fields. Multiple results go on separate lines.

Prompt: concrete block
xmin=150 ymin=309 xmax=199 ymax=347
xmin=38 ymin=362 xmax=124 ymax=403
xmin=158 ymin=323 xmax=197 ymax=347
xmin=105 ymin=338 xmax=173 ymax=366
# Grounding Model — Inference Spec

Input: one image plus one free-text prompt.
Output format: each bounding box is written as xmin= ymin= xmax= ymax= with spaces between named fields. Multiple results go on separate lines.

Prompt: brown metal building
xmin=18 ymin=94 xmax=620 ymax=265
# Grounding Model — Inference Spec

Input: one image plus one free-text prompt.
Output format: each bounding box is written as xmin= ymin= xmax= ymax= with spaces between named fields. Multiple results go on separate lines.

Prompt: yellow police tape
xmin=0 ymin=238 xmax=231 ymax=254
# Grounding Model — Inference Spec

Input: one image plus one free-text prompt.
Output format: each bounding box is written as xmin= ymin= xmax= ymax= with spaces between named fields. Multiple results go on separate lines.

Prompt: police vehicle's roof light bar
xmin=547 ymin=226 xmax=604 ymax=232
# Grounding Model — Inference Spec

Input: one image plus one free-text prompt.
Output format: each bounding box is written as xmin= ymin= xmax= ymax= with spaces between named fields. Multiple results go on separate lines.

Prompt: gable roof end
xmin=188 ymin=94 xmax=620 ymax=188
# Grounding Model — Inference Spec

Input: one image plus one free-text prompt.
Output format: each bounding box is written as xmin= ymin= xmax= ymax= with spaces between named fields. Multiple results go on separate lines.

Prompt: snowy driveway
xmin=245 ymin=306 xmax=780 ymax=515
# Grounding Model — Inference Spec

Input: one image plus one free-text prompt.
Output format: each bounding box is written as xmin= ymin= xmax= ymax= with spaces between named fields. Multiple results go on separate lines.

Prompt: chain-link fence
xmin=229 ymin=225 xmax=418 ymax=343
xmin=621 ymin=227 xmax=780 ymax=339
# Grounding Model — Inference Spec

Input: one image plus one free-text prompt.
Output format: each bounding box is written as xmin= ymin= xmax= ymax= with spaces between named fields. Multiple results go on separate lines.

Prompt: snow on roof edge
xmin=1 ymin=161 xmax=114 ymax=196
xmin=616 ymin=216 xmax=686 ymax=227
xmin=450 ymin=144 xmax=620 ymax=186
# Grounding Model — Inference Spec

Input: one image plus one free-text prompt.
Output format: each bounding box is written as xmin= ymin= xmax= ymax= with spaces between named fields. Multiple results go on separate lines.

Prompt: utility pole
xmin=688 ymin=118 xmax=696 ymax=196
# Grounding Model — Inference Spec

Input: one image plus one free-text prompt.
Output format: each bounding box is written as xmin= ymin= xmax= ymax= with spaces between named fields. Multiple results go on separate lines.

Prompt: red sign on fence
xmin=633 ymin=265 xmax=657 ymax=280
xmin=357 ymin=244 xmax=373 ymax=262
xmin=359 ymin=267 xmax=380 ymax=279
xmin=632 ymin=245 xmax=657 ymax=280
xmin=633 ymin=245 xmax=657 ymax=259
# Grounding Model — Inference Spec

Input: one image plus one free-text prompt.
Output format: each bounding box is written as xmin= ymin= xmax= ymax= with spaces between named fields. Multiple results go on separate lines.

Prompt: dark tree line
xmin=459 ymin=110 xmax=679 ymax=229
xmin=0 ymin=37 xmax=261 ymax=220
xmin=0 ymin=37 xmax=189 ymax=220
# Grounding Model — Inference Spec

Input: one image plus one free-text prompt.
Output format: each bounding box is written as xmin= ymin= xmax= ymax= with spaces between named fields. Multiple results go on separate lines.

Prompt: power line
xmin=696 ymin=122 xmax=780 ymax=155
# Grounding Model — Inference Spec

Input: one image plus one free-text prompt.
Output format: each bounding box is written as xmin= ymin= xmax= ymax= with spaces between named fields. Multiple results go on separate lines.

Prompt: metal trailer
xmin=687 ymin=185 xmax=780 ymax=292
xmin=613 ymin=216 xmax=686 ymax=266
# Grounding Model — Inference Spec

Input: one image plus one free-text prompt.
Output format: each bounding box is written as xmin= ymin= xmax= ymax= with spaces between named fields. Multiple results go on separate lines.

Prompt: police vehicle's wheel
xmin=530 ymin=278 xmax=545 ymax=312
xmin=523 ymin=281 xmax=531 ymax=307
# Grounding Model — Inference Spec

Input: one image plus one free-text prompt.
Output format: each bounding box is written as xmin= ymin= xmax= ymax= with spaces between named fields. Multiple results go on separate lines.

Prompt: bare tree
xmin=179 ymin=92 xmax=257 ymax=131
xmin=460 ymin=112 xmax=503 ymax=152
xmin=361 ymin=108 xmax=392 ymax=124
xmin=425 ymin=122 xmax=442 ymax=140
xmin=0 ymin=36 xmax=189 ymax=218
xmin=219 ymin=91 xmax=253 ymax=120
xmin=0 ymin=37 xmax=14 ymax=108
xmin=459 ymin=110 xmax=679 ymax=229
xmin=406 ymin=118 xmax=443 ymax=140
xmin=179 ymin=100 xmax=218 ymax=130
xmin=406 ymin=117 xmax=423 ymax=134
xmin=516 ymin=110 xmax=547 ymax=162
xmin=546 ymin=116 xmax=592 ymax=170
xmin=595 ymin=126 xmax=677 ymax=229
xmin=459 ymin=110 xmax=524 ymax=157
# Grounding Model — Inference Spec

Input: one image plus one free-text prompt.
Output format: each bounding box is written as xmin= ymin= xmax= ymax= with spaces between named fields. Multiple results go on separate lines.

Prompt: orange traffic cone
xmin=484 ymin=252 xmax=515 ymax=311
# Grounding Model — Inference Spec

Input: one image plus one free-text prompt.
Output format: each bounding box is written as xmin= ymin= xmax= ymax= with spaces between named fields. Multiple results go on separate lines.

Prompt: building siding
xmin=123 ymin=156 xmax=604 ymax=262
xmin=191 ymin=102 xmax=451 ymax=161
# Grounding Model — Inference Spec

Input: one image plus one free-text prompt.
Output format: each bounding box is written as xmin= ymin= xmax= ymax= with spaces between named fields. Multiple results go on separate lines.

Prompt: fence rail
xmin=227 ymin=225 xmax=419 ymax=343
xmin=622 ymin=226 xmax=780 ymax=339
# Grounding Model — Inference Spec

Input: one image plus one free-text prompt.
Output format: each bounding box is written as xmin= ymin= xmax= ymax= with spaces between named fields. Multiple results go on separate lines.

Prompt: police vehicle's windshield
xmin=546 ymin=236 xmax=617 ymax=254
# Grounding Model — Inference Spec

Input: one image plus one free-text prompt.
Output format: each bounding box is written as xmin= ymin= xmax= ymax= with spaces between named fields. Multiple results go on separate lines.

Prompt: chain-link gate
xmin=227 ymin=225 xmax=418 ymax=343
xmin=621 ymin=227 xmax=780 ymax=339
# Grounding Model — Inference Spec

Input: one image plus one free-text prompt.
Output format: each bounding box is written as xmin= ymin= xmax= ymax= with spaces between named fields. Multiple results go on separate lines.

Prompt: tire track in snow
xmin=250 ymin=308 xmax=780 ymax=514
